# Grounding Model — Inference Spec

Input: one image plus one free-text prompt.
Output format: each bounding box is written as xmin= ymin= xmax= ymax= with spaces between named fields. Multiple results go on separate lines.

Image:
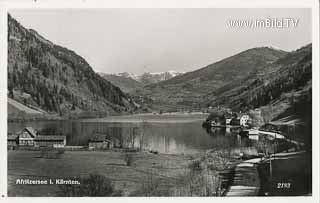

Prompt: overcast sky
xmin=9 ymin=8 xmax=311 ymax=74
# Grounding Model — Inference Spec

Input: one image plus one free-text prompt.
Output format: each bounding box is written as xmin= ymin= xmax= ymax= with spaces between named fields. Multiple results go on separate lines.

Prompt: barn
xmin=34 ymin=135 xmax=67 ymax=148
xmin=88 ymin=133 xmax=113 ymax=150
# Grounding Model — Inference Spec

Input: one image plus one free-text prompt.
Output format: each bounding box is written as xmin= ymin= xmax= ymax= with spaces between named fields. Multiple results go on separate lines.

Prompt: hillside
xmin=8 ymin=14 xmax=135 ymax=118
xmin=137 ymin=47 xmax=287 ymax=111
xmin=208 ymin=44 xmax=312 ymax=112
xmin=207 ymin=44 xmax=312 ymax=146
xmin=98 ymin=73 xmax=143 ymax=93
xmin=8 ymin=97 xmax=43 ymax=115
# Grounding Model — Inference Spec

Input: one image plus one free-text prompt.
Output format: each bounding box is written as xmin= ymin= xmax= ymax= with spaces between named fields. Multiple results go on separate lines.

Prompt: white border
xmin=0 ymin=3 xmax=8 ymax=201
xmin=0 ymin=0 xmax=319 ymax=203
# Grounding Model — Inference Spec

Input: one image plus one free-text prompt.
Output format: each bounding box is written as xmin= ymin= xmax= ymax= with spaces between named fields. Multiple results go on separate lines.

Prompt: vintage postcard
xmin=0 ymin=0 xmax=319 ymax=202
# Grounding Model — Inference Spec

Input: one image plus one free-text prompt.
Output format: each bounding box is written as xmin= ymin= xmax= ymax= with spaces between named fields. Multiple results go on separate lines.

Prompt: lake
xmin=8 ymin=113 xmax=253 ymax=154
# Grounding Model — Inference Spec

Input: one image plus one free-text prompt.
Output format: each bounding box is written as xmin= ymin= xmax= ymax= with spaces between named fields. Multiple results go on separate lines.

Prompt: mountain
xmin=138 ymin=47 xmax=287 ymax=111
xmin=98 ymin=73 xmax=143 ymax=93
xmin=208 ymin=44 xmax=312 ymax=114
xmin=115 ymin=72 xmax=140 ymax=81
xmin=137 ymin=71 xmax=184 ymax=85
xmin=206 ymin=44 xmax=312 ymax=146
xmin=110 ymin=71 xmax=184 ymax=85
xmin=7 ymin=14 xmax=135 ymax=118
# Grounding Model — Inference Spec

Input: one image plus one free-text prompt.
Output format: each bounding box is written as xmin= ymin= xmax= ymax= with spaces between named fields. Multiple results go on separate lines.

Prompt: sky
xmin=9 ymin=8 xmax=311 ymax=74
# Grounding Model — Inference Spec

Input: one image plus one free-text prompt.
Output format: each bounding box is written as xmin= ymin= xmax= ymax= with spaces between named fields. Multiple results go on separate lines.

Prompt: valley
xmin=6 ymin=9 xmax=313 ymax=198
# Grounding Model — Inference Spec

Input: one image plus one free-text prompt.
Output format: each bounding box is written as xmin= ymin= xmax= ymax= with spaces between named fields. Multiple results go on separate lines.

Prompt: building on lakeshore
xmin=88 ymin=133 xmax=113 ymax=150
xmin=240 ymin=114 xmax=251 ymax=127
xmin=18 ymin=127 xmax=37 ymax=146
xmin=8 ymin=134 xmax=19 ymax=147
xmin=34 ymin=135 xmax=66 ymax=148
xmin=7 ymin=127 xmax=66 ymax=148
xmin=230 ymin=118 xmax=240 ymax=126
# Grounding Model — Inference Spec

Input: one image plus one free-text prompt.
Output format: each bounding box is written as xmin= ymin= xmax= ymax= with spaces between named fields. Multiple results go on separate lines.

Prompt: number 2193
xmin=277 ymin=182 xmax=291 ymax=189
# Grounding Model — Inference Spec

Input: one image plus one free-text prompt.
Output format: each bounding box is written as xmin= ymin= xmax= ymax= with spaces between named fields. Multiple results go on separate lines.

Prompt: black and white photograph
xmin=1 ymin=0 xmax=319 ymax=201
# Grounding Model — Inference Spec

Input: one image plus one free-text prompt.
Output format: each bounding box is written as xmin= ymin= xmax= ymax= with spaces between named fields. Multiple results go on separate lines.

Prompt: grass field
xmin=8 ymin=150 xmax=193 ymax=196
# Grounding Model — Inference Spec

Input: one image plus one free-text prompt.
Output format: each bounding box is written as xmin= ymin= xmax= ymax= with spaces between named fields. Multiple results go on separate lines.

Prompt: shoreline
xmin=8 ymin=111 xmax=209 ymax=123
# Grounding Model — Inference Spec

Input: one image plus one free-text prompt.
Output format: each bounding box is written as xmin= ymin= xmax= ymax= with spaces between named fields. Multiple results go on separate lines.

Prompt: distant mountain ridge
xmin=99 ymin=71 xmax=184 ymax=93
xmin=138 ymin=71 xmax=184 ymax=85
xmin=109 ymin=71 xmax=184 ymax=85
xmin=98 ymin=72 xmax=143 ymax=93
xmin=7 ymin=14 xmax=135 ymax=118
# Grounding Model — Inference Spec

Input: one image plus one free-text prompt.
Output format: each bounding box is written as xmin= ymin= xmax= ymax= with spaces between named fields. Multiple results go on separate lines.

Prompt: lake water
xmin=8 ymin=113 xmax=253 ymax=154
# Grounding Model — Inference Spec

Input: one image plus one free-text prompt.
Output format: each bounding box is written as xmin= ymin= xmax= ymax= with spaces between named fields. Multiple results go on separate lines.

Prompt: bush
xmin=188 ymin=159 xmax=202 ymax=173
xmin=58 ymin=173 xmax=117 ymax=197
xmin=124 ymin=152 xmax=135 ymax=166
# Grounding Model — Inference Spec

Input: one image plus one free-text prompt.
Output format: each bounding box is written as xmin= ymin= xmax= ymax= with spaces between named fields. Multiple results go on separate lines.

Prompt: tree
xmin=8 ymin=85 xmax=14 ymax=99
xmin=123 ymin=152 xmax=135 ymax=166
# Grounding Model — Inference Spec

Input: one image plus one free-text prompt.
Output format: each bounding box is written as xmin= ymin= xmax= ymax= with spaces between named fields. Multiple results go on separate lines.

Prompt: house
xmin=225 ymin=118 xmax=232 ymax=125
xmin=18 ymin=127 xmax=37 ymax=146
xmin=8 ymin=134 xmax=18 ymax=147
xmin=88 ymin=133 xmax=113 ymax=150
xmin=7 ymin=127 xmax=67 ymax=148
xmin=240 ymin=114 xmax=251 ymax=127
xmin=34 ymin=135 xmax=66 ymax=148
xmin=230 ymin=118 xmax=240 ymax=126
xmin=224 ymin=112 xmax=233 ymax=125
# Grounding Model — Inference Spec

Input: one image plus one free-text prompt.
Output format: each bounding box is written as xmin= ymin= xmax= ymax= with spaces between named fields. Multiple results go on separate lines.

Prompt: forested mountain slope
xmin=208 ymin=44 xmax=312 ymax=112
xmin=8 ymin=14 xmax=135 ymax=118
xmin=138 ymin=47 xmax=287 ymax=111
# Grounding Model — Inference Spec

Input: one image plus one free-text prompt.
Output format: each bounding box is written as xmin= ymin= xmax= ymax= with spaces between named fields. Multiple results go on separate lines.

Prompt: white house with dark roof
xmin=240 ymin=114 xmax=251 ymax=127
xmin=18 ymin=127 xmax=37 ymax=146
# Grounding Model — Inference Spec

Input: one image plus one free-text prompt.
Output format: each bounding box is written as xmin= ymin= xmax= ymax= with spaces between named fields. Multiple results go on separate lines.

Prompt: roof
xmin=34 ymin=135 xmax=66 ymax=141
xmin=23 ymin=127 xmax=37 ymax=138
xmin=224 ymin=113 xmax=233 ymax=119
xmin=239 ymin=113 xmax=250 ymax=118
xmin=89 ymin=133 xmax=110 ymax=142
xmin=8 ymin=134 xmax=18 ymax=140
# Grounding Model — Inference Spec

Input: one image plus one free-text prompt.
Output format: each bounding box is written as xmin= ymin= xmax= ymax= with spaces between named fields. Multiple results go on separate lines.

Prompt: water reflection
xmin=8 ymin=116 xmax=254 ymax=154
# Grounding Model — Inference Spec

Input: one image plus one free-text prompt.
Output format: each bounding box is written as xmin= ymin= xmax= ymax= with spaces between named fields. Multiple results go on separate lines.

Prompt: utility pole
xmin=269 ymin=128 xmax=278 ymax=195
xmin=269 ymin=151 xmax=273 ymax=195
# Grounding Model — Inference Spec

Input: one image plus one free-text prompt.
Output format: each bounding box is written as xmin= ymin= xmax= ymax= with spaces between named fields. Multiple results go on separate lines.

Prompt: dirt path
xmin=224 ymin=158 xmax=261 ymax=196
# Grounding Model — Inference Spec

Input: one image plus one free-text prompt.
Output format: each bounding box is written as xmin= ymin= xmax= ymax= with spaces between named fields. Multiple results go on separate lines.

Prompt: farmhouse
xmin=7 ymin=127 xmax=66 ymax=148
xmin=18 ymin=127 xmax=37 ymax=146
xmin=88 ymin=133 xmax=113 ymax=150
xmin=34 ymin=135 xmax=66 ymax=148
